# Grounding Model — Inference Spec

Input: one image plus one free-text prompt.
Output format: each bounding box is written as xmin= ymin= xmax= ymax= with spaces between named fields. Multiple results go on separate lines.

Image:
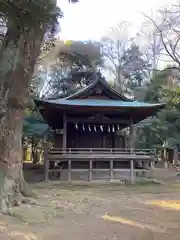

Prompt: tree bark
xmin=0 ymin=111 xmax=35 ymax=213
xmin=0 ymin=26 xmax=44 ymax=212
xmin=0 ymin=109 xmax=24 ymax=212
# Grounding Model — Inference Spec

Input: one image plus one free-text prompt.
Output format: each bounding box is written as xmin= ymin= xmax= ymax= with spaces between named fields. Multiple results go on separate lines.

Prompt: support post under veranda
xmin=129 ymin=121 xmax=135 ymax=184
xmin=88 ymin=160 xmax=92 ymax=182
xmin=63 ymin=115 xmax=67 ymax=154
xmin=44 ymin=136 xmax=49 ymax=182
xmin=63 ymin=115 xmax=67 ymax=180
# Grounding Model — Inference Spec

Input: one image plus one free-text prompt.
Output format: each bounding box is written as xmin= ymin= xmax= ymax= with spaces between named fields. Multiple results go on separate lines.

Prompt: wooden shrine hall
xmin=35 ymin=77 xmax=165 ymax=183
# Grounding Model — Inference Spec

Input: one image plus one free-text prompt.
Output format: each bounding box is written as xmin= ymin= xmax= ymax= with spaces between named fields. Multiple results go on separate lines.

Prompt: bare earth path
xmin=1 ymin=182 xmax=180 ymax=240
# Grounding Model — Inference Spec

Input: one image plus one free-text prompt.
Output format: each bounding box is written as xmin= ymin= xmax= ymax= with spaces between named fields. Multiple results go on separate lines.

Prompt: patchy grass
xmin=7 ymin=204 xmax=65 ymax=224
xmin=1 ymin=181 xmax=180 ymax=239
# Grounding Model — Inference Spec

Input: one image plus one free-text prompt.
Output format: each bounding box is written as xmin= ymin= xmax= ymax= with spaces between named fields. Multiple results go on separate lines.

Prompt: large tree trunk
xmin=0 ymin=110 xmax=24 ymax=212
xmin=0 ymin=26 xmax=44 ymax=212
xmin=0 ymin=110 xmax=34 ymax=213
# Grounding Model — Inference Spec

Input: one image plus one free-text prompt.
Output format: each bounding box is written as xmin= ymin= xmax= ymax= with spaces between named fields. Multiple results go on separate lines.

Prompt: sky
xmin=57 ymin=0 xmax=174 ymax=41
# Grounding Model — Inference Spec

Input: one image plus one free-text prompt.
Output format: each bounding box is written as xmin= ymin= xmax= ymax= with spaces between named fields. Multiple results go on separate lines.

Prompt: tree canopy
xmin=137 ymin=68 xmax=180 ymax=149
xmin=33 ymin=39 xmax=103 ymax=99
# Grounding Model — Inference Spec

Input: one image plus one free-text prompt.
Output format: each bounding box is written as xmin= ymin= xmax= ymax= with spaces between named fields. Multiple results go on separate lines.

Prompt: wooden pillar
xmin=68 ymin=160 xmax=71 ymax=181
xmin=88 ymin=160 xmax=92 ymax=182
xmin=129 ymin=122 xmax=135 ymax=151
xmin=89 ymin=149 xmax=93 ymax=182
xmin=62 ymin=115 xmax=68 ymax=180
xmin=129 ymin=121 xmax=135 ymax=184
xmin=130 ymin=160 xmax=135 ymax=184
xmin=110 ymin=160 xmax=113 ymax=181
xmin=44 ymin=139 xmax=49 ymax=182
xmin=124 ymin=132 xmax=128 ymax=150
xmin=150 ymin=160 xmax=155 ymax=168
xmin=62 ymin=115 xmax=67 ymax=153
xmin=102 ymin=134 xmax=106 ymax=148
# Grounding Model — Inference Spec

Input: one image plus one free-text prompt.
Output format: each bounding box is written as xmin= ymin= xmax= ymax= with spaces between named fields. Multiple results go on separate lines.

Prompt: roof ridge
xmin=65 ymin=75 xmax=130 ymax=101
xmin=65 ymin=77 xmax=98 ymax=100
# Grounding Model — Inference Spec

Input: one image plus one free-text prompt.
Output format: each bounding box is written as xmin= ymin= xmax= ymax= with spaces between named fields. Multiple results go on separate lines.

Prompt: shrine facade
xmin=35 ymin=77 xmax=165 ymax=182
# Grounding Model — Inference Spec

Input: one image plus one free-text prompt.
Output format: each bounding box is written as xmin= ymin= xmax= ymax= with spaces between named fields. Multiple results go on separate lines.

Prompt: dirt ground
xmin=1 ymin=175 xmax=180 ymax=239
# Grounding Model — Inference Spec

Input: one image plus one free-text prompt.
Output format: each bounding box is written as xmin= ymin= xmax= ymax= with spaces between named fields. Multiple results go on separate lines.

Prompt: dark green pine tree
xmin=122 ymin=43 xmax=151 ymax=88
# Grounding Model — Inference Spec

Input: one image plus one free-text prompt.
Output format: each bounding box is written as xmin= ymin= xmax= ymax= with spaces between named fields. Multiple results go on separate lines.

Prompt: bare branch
xmin=141 ymin=4 xmax=180 ymax=67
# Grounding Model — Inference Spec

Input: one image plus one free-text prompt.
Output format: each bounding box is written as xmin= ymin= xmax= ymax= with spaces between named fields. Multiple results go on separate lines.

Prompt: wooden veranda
xmin=44 ymin=147 xmax=155 ymax=183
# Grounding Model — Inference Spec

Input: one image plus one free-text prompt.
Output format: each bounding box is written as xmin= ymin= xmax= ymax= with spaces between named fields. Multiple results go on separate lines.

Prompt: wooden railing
xmin=48 ymin=148 xmax=155 ymax=161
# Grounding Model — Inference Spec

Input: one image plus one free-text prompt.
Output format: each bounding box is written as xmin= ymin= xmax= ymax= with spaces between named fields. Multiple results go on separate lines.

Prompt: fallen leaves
xmin=0 ymin=222 xmax=37 ymax=240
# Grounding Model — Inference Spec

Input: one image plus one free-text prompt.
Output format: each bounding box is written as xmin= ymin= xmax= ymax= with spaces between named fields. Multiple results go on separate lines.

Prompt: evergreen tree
xmin=0 ymin=0 xmax=78 ymax=212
